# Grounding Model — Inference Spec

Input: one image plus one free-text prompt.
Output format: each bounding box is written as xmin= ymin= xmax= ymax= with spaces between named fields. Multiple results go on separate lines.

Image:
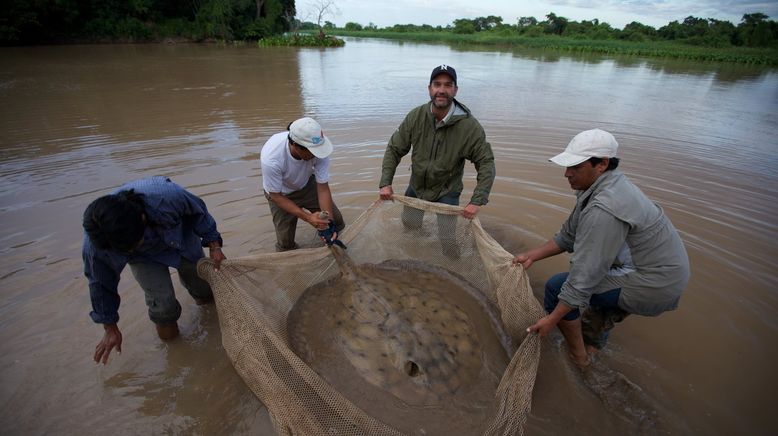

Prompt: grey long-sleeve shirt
xmin=554 ymin=170 xmax=690 ymax=316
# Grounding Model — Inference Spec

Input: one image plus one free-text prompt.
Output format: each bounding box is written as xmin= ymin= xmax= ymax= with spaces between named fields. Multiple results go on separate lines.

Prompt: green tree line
xmin=339 ymin=12 xmax=777 ymax=48
xmin=0 ymin=0 xmax=296 ymax=45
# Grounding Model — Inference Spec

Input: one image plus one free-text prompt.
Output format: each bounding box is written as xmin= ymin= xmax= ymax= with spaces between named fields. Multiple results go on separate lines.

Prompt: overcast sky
xmin=301 ymin=0 xmax=778 ymax=30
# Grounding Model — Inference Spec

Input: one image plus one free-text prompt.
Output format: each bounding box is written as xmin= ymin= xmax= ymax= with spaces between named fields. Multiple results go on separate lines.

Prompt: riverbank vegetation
xmin=2 ymin=1 xmax=774 ymax=60
xmin=258 ymin=33 xmax=344 ymax=47
xmin=258 ymin=0 xmax=344 ymax=46
xmin=0 ymin=0 xmax=304 ymax=45
xmin=328 ymin=13 xmax=778 ymax=65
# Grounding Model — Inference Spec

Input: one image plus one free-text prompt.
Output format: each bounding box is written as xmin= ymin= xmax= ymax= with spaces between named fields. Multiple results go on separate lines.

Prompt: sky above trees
xmin=303 ymin=0 xmax=778 ymax=29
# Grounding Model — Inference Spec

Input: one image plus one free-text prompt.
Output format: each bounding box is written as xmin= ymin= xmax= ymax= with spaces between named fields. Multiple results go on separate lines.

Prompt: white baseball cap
xmin=289 ymin=117 xmax=333 ymax=159
xmin=550 ymin=128 xmax=619 ymax=167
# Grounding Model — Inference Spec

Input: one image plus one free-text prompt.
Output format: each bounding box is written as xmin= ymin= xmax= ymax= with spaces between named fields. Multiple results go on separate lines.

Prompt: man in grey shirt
xmin=513 ymin=129 xmax=690 ymax=366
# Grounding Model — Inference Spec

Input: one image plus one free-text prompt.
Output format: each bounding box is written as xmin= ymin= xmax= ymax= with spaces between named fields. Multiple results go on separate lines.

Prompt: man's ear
xmin=598 ymin=157 xmax=609 ymax=172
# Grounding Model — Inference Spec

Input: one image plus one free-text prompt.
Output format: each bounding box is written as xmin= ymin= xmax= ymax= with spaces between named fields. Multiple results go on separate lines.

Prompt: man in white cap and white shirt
xmin=260 ymin=117 xmax=345 ymax=251
xmin=513 ymin=128 xmax=690 ymax=366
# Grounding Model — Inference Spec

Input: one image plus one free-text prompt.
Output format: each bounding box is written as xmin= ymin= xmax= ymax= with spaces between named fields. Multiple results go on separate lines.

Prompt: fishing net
xmin=198 ymin=196 xmax=544 ymax=435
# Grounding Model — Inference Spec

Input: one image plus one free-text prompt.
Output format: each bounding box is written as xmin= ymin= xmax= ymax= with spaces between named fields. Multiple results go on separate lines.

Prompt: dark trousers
xmin=129 ymin=256 xmax=213 ymax=324
xmin=401 ymin=185 xmax=460 ymax=257
xmin=544 ymin=272 xmax=630 ymax=349
xmin=265 ymin=175 xmax=345 ymax=251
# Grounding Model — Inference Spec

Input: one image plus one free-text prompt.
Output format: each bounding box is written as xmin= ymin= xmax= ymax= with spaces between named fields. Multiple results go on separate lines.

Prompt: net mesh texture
xmin=198 ymin=196 xmax=544 ymax=435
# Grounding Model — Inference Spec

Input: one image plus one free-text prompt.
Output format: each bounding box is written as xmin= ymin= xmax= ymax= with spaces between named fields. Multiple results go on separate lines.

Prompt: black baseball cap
xmin=430 ymin=64 xmax=457 ymax=85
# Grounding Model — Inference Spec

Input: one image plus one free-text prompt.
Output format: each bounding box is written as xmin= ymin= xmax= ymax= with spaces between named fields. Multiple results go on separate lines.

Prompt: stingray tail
xmin=329 ymin=244 xmax=357 ymax=279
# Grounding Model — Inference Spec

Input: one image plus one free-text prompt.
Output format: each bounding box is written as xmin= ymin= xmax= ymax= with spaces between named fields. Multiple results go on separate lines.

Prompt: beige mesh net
xmin=198 ymin=196 xmax=544 ymax=435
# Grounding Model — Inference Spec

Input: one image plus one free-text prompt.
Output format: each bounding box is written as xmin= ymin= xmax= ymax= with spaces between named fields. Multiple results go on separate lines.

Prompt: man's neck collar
xmin=431 ymin=101 xmax=456 ymax=123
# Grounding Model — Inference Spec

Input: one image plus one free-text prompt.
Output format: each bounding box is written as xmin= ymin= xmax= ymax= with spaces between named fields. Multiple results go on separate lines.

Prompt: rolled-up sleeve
xmin=558 ymin=206 xmax=629 ymax=311
xmin=83 ymin=238 xmax=125 ymax=324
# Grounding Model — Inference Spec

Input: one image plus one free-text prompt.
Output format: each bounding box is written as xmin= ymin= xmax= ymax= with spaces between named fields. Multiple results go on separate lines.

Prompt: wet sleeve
xmin=84 ymin=240 xmax=124 ymax=324
xmin=380 ymin=113 xmax=414 ymax=188
xmin=558 ymin=207 xmax=629 ymax=311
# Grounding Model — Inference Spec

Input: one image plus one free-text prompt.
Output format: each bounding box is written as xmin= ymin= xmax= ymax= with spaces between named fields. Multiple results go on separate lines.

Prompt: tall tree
xmin=307 ymin=0 xmax=338 ymax=36
xmin=544 ymin=12 xmax=568 ymax=35
xmin=738 ymin=13 xmax=775 ymax=46
xmin=517 ymin=16 xmax=537 ymax=28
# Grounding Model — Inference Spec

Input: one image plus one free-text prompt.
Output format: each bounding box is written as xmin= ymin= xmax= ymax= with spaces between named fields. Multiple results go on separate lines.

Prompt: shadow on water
xmin=639 ymin=57 xmax=773 ymax=83
xmin=557 ymin=348 xmax=694 ymax=436
xmin=578 ymin=360 xmax=662 ymax=434
xmin=100 ymin=305 xmax=269 ymax=434
xmin=509 ymin=49 xmax=773 ymax=83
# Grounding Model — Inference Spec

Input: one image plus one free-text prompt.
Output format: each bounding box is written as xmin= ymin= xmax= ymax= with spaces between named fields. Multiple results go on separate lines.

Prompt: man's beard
xmin=431 ymin=93 xmax=453 ymax=109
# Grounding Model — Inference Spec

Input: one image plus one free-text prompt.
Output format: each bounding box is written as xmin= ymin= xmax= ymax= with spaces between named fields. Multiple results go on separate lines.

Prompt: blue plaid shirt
xmin=83 ymin=176 xmax=222 ymax=324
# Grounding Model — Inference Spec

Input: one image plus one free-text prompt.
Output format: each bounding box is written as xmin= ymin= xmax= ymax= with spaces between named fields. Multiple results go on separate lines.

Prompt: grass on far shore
xmin=259 ymin=33 xmax=345 ymax=47
xmin=330 ymin=30 xmax=778 ymax=65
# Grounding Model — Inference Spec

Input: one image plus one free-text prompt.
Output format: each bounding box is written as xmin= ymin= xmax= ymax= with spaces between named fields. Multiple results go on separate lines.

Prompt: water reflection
xmin=347 ymin=37 xmax=774 ymax=85
xmin=366 ymin=37 xmax=777 ymax=83
xmin=102 ymin=307 xmax=259 ymax=434
xmin=0 ymin=44 xmax=305 ymax=160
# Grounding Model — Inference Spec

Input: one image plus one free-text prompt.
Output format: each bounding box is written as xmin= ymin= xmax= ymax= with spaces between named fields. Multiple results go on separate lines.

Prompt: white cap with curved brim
xmin=289 ymin=117 xmax=334 ymax=159
xmin=550 ymin=128 xmax=619 ymax=167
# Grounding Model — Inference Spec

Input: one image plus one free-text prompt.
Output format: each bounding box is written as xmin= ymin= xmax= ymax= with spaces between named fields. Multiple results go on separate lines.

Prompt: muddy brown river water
xmin=0 ymin=38 xmax=776 ymax=435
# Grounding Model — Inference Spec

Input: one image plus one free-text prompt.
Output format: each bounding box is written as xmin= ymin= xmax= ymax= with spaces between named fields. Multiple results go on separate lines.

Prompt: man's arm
xmin=166 ymin=186 xmax=225 ymax=269
xmin=466 ymin=125 xmax=496 ymax=215
xmin=316 ymin=182 xmax=340 ymax=241
xmin=379 ymin=113 xmax=415 ymax=192
xmin=175 ymin=188 xmax=223 ymax=248
xmin=85 ymin=243 xmax=123 ymax=325
xmin=526 ymin=301 xmax=575 ymax=336
xmin=316 ymin=182 xmax=335 ymax=218
xmin=557 ymin=207 xmax=629 ymax=311
xmin=512 ymin=239 xmax=565 ymax=269
xmin=84 ymin=241 xmax=125 ymax=364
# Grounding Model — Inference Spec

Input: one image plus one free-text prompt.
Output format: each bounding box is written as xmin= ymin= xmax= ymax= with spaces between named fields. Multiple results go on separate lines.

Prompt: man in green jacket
xmin=379 ymin=64 xmax=496 ymax=220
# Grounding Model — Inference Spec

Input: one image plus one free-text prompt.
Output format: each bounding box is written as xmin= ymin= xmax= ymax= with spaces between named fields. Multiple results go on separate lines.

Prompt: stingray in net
xmin=288 ymin=245 xmax=513 ymax=408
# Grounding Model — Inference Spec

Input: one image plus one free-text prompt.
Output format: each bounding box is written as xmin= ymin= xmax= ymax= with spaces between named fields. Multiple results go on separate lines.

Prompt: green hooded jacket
xmin=379 ymin=100 xmax=495 ymax=205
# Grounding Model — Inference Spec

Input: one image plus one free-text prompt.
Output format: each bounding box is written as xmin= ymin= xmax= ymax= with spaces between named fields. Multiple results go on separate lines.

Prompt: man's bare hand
xmin=209 ymin=247 xmax=226 ymax=271
xmin=462 ymin=203 xmax=481 ymax=219
xmin=307 ymin=212 xmax=330 ymax=230
xmin=379 ymin=186 xmax=394 ymax=201
xmin=526 ymin=315 xmax=558 ymax=337
xmin=94 ymin=324 xmax=122 ymax=365
xmin=512 ymin=252 xmax=534 ymax=269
